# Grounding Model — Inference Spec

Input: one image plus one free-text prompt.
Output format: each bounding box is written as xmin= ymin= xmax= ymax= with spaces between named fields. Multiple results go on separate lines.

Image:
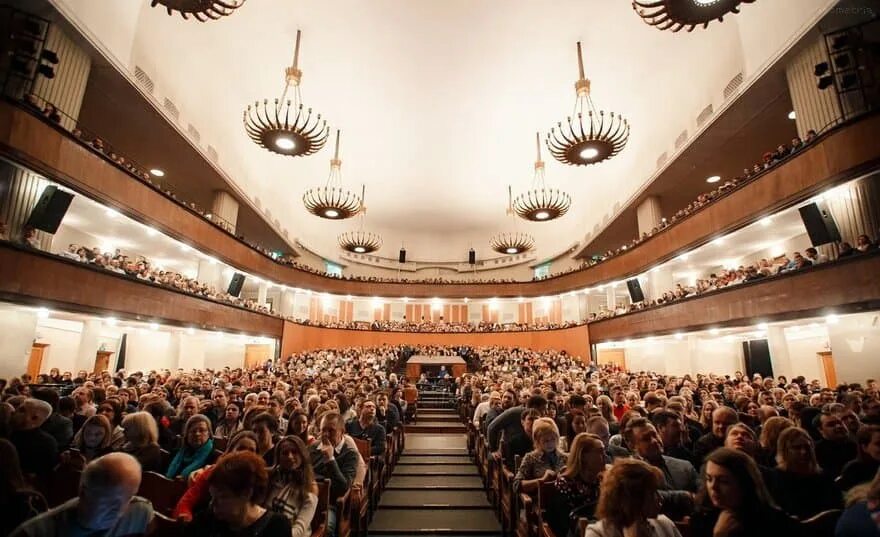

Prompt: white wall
xmin=34 ymin=318 xmax=84 ymax=374
xmin=621 ymin=336 xmax=744 ymax=377
xmin=828 ymin=312 xmax=880 ymax=385
xmin=0 ymin=309 xmax=38 ymax=378
xmin=125 ymin=330 xmax=176 ymax=372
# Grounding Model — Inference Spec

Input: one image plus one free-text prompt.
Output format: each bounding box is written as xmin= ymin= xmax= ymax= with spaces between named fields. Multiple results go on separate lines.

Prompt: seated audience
xmin=214 ymin=401 xmax=243 ymax=439
xmin=166 ymin=414 xmax=215 ymax=480
xmin=547 ymin=433 xmax=604 ymax=537
xmin=815 ymin=410 xmax=858 ymax=479
xmin=756 ymin=416 xmax=793 ymax=468
xmin=513 ymin=417 xmax=567 ymax=494
xmin=0 ymin=439 xmax=47 ymax=536
xmin=838 ymin=425 xmax=880 ymax=492
xmin=265 ymin=436 xmax=318 ymax=537
xmin=10 ymin=398 xmax=59 ymax=477
xmin=766 ymin=427 xmax=842 ymax=519
xmin=309 ymin=411 xmax=358 ymax=537
xmin=33 ymin=388 xmax=73 ymax=449
xmin=345 ymin=400 xmax=386 ymax=457
xmin=694 ymin=406 xmax=738 ymax=464
xmin=836 ymin=469 xmax=880 ymax=536
xmin=62 ymin=414 xmax=113 ymax=468
xmin=119 ymin=411 xmax=163 ymax=473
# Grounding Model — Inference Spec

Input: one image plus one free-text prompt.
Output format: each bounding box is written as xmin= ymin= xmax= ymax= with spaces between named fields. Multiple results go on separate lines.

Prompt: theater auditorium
xmin=0 ymin=0 xmax=879 ymax=536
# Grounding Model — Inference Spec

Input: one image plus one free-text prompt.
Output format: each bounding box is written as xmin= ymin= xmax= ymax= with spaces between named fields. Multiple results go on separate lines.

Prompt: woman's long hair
xmin=272 ymin=436 xmax=316 ymax=507
xmin=697 ymin=448 xmax=777 ymax=517
xmin=561 ymin=433 xmax=605 ymax=481
xmin=72 ymin=414 xmax=112 ymax=451
xmin=595 ymin=458 xmax=661 ymax=533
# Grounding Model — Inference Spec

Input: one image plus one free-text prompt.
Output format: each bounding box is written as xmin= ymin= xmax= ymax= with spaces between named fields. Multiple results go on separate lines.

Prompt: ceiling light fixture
xmin=788 ymin=111 xmax=797 ymax=120
xmin=338 ymin=186 xmax=382 ymax=254
xmin=37 ymin=307 xmax=50 ymax=319
xmin=513 ymin=132 xmax=571 ymax=222
xmin=632 ymin=0 xmax=755 ymax=32
xmin=150 ymin=0 xmax=244 ymax=21
xmin=244 ymin=30 xmax=329 ymax=157
xmin=706 ymin=175 xmax=721 ymax=183
xmin=491 ymin=186 xmax=535 ymax=255
xmin=303 ymin=130 xmax=363 ymax=220
xmin=760 ymin=217 xmax=772 ymax=227
xmin=547 ymin=42 xmax=629 ymax=166
xmin=149 ymin=168 xmax=165 ymax=177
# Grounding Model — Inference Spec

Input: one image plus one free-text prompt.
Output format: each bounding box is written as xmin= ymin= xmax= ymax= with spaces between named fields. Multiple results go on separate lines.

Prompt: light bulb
xmin=354 ymin=246 xmax=366 ymax=253
xmin=324 ymin=209 xmax=339 ymax=218
xmin=534 ymin=211 xmax=550 ymax=220
xmin=275 ymin=137 xmax=295 ymax=150
xmin=579 ymin=147 xmax=599 ymax=160
xmin=506 ymin=247 xmax=518 ymax=254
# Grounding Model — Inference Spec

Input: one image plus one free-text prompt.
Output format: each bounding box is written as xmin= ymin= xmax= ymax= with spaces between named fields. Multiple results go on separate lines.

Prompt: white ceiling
xmin=52 ymin=0 xmax=836 ymax=263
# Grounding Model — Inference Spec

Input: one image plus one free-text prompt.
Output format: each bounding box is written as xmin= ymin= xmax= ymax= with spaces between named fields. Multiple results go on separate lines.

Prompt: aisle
xmin=369 ymin=408 xmax=502 ymax=536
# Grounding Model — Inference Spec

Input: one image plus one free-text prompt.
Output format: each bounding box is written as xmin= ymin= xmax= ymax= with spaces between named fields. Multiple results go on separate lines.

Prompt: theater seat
xmin=800 ymin=509 xmax=842 ymax=537
xmin=137 ymin=471 xmax=187 ymax=517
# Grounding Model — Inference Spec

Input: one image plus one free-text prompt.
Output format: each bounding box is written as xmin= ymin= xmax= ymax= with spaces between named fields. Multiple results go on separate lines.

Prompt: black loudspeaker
xmin=626 ymin=278 xmax=645 ymax=303
xmin=227 ymin=272 xmax=246 ymax=297
xmin=742 ymin=339 xmax=774 ymax=379
xmin=468 ymin=249 xmax=476 ymax=265
xmin=399 ymin=248 xmax=406 ymax=263
xmin=25 ymin=186 xmax=73 ymax=233
xmin=799 ymin=202 xmax=841 ymax=246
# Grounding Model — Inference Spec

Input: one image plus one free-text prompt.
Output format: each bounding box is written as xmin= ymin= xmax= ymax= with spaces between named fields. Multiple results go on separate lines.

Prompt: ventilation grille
xmin=133 ymin=66 xmax=154 ymax=94
xmin=187 ymin=124 xmax=201 ymax=143
xmin=696 ymin=104 xmax=714 ymax=127
xmin=674 ymin=129 xmax=688 ymax=149
xmin=723 ymin=72 xmax=744 ymax=101
xmin=163 ymin=98 xmax=179 ymax=121
xmin=206 ymin=145 xmax=218 ymax=163
xmin=656 ymin=151 xmax=668 ymax=169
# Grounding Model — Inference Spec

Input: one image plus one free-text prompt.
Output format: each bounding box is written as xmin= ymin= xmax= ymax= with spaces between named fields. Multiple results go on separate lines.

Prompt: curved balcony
xmin=2 ymin=99 xmax=879 ymax=298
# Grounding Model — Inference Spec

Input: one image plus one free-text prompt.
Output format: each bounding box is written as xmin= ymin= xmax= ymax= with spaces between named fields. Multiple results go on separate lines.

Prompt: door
xmin=93 ymin=351 xmax=113 ymax=374
xmin=818 ymin=351 xmax=837 ymax=388
xmin=597 ymin=348 xmax=626 ymax=370
xmin=28 ymin=343 xmax=49 ymax=379
xmin=244 ymin=344 xmax=272 ymax=370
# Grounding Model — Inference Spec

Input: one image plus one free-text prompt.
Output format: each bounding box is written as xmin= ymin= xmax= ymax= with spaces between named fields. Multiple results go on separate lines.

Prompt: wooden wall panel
xmin=2 ymin=101 xmax=880 ymax=299
xmin=0 ymin=244 xmax=284 ymax=337
xmin=589 ymin=253 xmax=880 ymax=342
xmin=280 ymin=322 xmax=591 ymax=362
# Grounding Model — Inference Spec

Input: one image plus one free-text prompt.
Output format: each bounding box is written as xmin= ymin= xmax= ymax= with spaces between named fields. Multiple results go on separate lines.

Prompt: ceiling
xmin=47 ymin=0 xmax=838 ymax=264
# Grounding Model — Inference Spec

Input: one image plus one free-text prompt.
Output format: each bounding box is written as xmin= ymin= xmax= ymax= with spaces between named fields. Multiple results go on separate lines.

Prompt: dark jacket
xmin=309 ymin=441 xmax=359 ymax=502
xmin=41 ymin=414 xmax=73 ymax=449
xmin=11 ymin=428 xmax=58 ymax=476
xmin=345 ymin=419 xmax=386 ymax=457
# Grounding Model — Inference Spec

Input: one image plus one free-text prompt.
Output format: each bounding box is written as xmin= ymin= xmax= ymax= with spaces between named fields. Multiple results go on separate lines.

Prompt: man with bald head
xmin=11 ymin=452 xmax=154 ymax=536
xmin=10 ymin=398 xmax=58 ymax=476
xmin=693 ymin=405 xmax=739 ymax=464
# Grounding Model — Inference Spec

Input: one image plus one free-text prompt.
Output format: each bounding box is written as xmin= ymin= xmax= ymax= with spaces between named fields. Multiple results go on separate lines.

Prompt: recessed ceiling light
xmin=709 ymin=328 xmax=720 ymax=336
xmin=186 ymin=327 xmax=195 ymax=335
xmin=825 ymin=314 xmax=840 ymax=324
xmin=534 ymin=211 xmax=550 ymax=220
xmin=678 ymin=253 xmax=689 ymax=261
xmin=788 ymin=111 xmax=796 ymax=120
xmin=713 ymin=237 xmax=725 ymax=246
xmin=275 ymin=137 xmax=295 ymax=150
xmin=105 ymin=208 xmax=120 ymax=218
xmin=759 ymin=217 xmax=772 ymax=227
xmin=324 ymin=209 xmax=340 ymax=218
xmin=353 ymin=246 xmax=366 ymax=253
xmin=105 ymin=317 xmax=118 ymax=326
xmin=706 ymin=175 xmax=721 ymax=184
xmin=37 ymin=308 xmax=50 ymax=319
xmin=674 ymin=333 xmax=684 ymax=340
xmin=148 ymin=322 xmax=159 ymax=331
xmin=756 ymin=322 xmax=768 ymax=330
xmin=505 ymin=247 xmax=519 ymax=254
xmin=579 ymin=147 xmax=599 ymax=160
xmin=146 ymin=227 xmax=158 ymax=236
xmin=149 ymin=168 xmax=165 ymax=177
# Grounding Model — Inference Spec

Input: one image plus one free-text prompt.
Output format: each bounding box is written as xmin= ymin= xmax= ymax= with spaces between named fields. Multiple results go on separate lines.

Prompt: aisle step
xmin=398 ymin=455 xmax=472 ymax=465
xmin=387 ymin=474 xmax=484 ymax=490
xmin=394 ymin=464 xmax=478 ymax=476
xmin=379 ymin=489 xmax=491 ymax=509
xmin=369 ymin=508 xmax=501 ymax=534
xmin=406 ymin=422 xmax=466 ymax=433
xmin=404 ymin=448 xmax=469 ymax=456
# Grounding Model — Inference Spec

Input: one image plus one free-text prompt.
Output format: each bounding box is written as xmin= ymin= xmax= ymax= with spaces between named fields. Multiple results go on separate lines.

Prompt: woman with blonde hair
xmin=756 ymin=416 xmax=793 ymax=467
xmin=585 ymin=458 xmax=680 ymax=537
xmin=547 ymin=433 xmax=605 ymax=537
xmin=766 ymin=427 xmax=842 ymax=519
xmin=120 ymin=411 xmax=162 ymax=472
xmin=513 ymin=418 xmax=567 ymax=494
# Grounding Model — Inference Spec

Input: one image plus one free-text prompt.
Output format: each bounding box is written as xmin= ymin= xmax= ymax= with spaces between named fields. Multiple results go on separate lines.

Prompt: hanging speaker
xmin=399 ymin=248 xmax=406 ymax=263
xmin=26 ymin=186 xmax=73 ymax=234
xmin=468 ymin=249 xmax=476 ymax=265
xmin=626 ymin=278 xmax=645 ymax=303
xmin=227 ymin=272 xmax=246 ymax=297
xmin=798 ymin=201 xmax=841 ymax=246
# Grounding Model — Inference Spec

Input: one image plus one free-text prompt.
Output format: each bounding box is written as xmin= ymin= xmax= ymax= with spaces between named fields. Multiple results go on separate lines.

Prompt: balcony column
xmin=636 ymin=196 xmax=663 ymax=237
xmin=278 ymin=288 xmax=295 ymax=318
xmin=257 ymin=281 xmax=269 ymax=310
xmin=74 ymin=319 xmax=104 ymax=373
xmin=211 ymin=190 xmax=240 ymax=234
xmin=0 ymin=308 xmax=38 ymax=378
xmin=767 ymin=326 xmax=794 ymax=380
xmin=785 ymin=37 xmax=843 ymax=138
xmin=0 ymin=160 xmax=54 ymax=250
xmin=605 ymin=286 xmax=617 ymax=312
xmin=196 ymin=258 xmax=224 ymax=292
xmin=647 ymin=267 xmax=674 ymax=302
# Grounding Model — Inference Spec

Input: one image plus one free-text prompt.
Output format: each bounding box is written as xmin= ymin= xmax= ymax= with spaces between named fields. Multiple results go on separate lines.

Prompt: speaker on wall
xmin=626 ymin=278 xmax=645 ymax=303
xmin=798 ymin=201 xmax=841 ymax=246
xmin=227 ymin=272 xmax=246 ymax=297
xmin=25 ymin=185 xmax=73 ymax=234
xmin=468 ymin=249 xmax=476 ymax=265
xmin=399 ymin=248 xmax=406 ymax=263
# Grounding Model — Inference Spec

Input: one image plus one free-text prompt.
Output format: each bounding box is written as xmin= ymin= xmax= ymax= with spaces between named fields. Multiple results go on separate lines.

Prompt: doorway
xmin=28 ymin=343 xmax=49 ymax=379
xmin=818 ymin=351 xmax=837 ymax=387
xmin=93 ymin=351 xmax=114 ymax=374
xmin=597 ymin=348 xmax=626 ymax=370
xmin=244 ymin=344 xmax=272 ymax=370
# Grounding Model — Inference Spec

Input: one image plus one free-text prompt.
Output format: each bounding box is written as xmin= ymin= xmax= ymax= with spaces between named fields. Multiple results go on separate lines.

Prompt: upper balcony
xmin=2 ymin=98 xmax=879 ymax=299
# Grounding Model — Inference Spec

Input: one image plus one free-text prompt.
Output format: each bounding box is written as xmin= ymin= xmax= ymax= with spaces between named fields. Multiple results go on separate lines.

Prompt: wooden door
xmin=28 ymin=343 xmax=49 ymax=379
xmin=93 ymin=351 xmax=114 ymax=374
xmin=818 ymin=351 xmax=837 ymax=388
xmin=597 ymin=349 xmax=626 ymax=370
xmin=244 ymin=344 xmax=271 ymax=370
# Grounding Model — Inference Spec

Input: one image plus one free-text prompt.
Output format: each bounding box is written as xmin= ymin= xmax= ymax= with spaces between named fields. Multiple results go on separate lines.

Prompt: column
xmin=647 ymin=266 xmax=674 ymax=302
xmin=177 ymin=332 xmax=206 ymax=371
xmin=30 ymin=25 xmax=92 ymax=130
xmin=785 ymin=37 xmax=842 ymax=138
xmin=636 ymin=196 xmax=662 ymax=236
xmin=767 ymin=326 xmax=794 ymax=380
xmin=211 ymin=190 xmax=240 ymax=234
xmin=605 ymin=286 xmax=616 ymax=312
xmin=0 ymin=309 xmax=38 ymax=378
xmin=257 ymin=281 xmax=269 ymax=309
xmin=0 ymin=160 xmax=55 ymax=250
xmin=197 ymin=259 xmax=224 ymax=291
xmin=278 ymin=288 xmax=295 ymax=318
xmin=74 ymin=319 xmax=102 ymax=373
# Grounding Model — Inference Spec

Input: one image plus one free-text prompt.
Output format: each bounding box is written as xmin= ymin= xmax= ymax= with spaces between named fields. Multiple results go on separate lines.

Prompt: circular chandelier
xmin=547 ymin=42 xmax=629 ymax=167
xmin=490 ymin=186 xmax=535 ymax=255
xmin=244 ymin=30 xmax=329 ymax=157
xmin=338 ymin=187 xmax=382 ymax=254
xmin=150 ymin=0 xmax=244 ymax=21
xmin=633 ymin=0 xmax=755 ymax=32
xmin=303 ymin=130 xmax=363 ymax=219
xmin=513 ymin=132 xmax=571 ymax=222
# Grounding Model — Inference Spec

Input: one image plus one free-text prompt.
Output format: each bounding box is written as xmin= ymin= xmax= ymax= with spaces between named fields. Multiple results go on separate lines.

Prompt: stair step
xmin=403 ymin=448 xmax=469 ymax=456
xmin=369 ymin=508 xmax=501 ymax=534
xmin=379 ymin=489 xmax=491 ymax=509
xmin=398 ymin=455 xmax=472 ymax=465
xmin=387 ymin=475 xmax=484 ymax=490
xmin=394 ymin=464 xmax=477 ymax=476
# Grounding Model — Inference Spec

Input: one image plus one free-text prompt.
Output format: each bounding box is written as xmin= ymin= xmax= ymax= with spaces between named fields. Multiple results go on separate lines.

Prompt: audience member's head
xmin=595 ymin=459 xmax=663 ymax=532
xmin=11 ymin=398 xmax=52 ymax=431
xmin=77 ymin=453 xmax=143 ymax=531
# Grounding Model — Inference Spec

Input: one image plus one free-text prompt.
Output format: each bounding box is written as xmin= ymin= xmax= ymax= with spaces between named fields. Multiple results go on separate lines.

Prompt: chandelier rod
xmin=333 ymin=129 xmax=341 ymax=161
xmin=292 ymin=29 xmax=302 ymax=70
xmin=576 ymin=41 xmax=585 ymax=81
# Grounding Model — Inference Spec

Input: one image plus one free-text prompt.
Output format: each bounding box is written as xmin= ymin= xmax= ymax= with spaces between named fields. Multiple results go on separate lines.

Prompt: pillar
xmin=257 ymin=281 xmax=269 ymax=309
xmin=278 ymin=289 xmax=295 ymax=318
xmin=0 ymin=160 xmax=55 ymax=250
xmin=211 ymin=190 xmax=240 ymax=233
xmin=0 ymin=309 xmax=38 ymax=378
xmin=785 ymin=37 xmax=843 ymax=139
xmin=31 ymin=24 xmax=92 ymax=130
xmin=767 ymin=326 xmax=794 ymax=380
xmin=74 ymin=319 xmax=102 ymax=373
xmin=605 ymin=286 xmax=616 ymax=312
xmin=177 ymin=332 xmax=206 ymax=371
xmin=647 ymin=266 xmax=675 ymax=302
xmin=197 ymin=259 xmax=224 ymax=292
xmin=636 ymin=196 xmax=662 ymax=237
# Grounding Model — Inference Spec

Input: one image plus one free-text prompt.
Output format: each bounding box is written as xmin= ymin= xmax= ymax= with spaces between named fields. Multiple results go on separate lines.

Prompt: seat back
xmin=311 ymin=479 xmax=331 ymax=534
xmin=800 ymin=509 xmax=842 ymax=537
xmin=148 ymin=512 xmax=186 ymax=537
xmin=137 ymin=471 xmax=187 ymax=516
xmin=212 ymin=436 xmax=228 ymax=452
xmin=46 ymin=464 xmax=82 ymax=507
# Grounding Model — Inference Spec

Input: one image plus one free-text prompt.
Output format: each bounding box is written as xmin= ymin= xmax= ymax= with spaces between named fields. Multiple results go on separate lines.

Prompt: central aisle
xmin=369 ymin=408 xmax=502 ymax=536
